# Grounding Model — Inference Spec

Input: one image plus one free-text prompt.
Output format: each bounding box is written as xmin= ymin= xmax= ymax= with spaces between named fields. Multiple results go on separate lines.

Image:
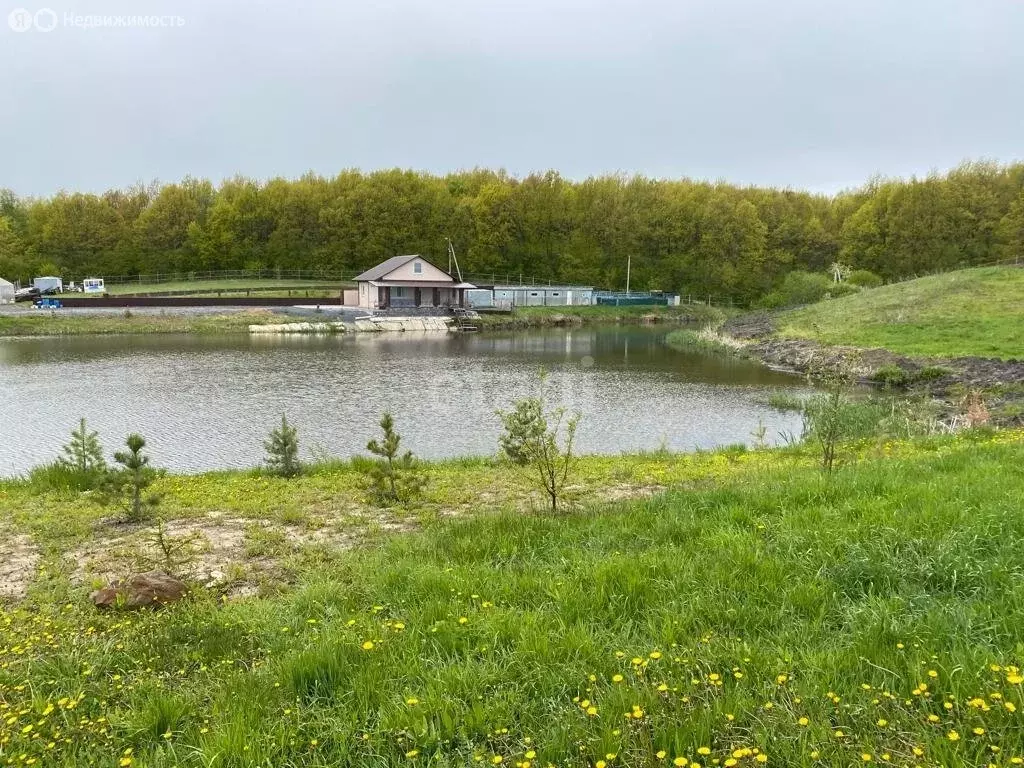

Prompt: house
xmin=349 ymin=255 xmax=476 ymax=311
xmin=0 ymin=278 xmax=13 ymax=304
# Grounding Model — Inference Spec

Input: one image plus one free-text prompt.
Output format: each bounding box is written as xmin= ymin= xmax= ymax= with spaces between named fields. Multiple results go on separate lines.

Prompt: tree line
xmin=1 ymin=161 xmax=1022 ymax=304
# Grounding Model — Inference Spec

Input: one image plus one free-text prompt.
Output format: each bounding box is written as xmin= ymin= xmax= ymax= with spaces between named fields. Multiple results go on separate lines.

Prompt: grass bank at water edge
xmin=2 ymin=430 xmax=1024 ymax=766
xmin=0 ymin=309 xmax=290 ymax=337
xmin=0 ymin=304 xmax=729 ymax=338
xmin=474 ymin=303 xmax=729 ymax=330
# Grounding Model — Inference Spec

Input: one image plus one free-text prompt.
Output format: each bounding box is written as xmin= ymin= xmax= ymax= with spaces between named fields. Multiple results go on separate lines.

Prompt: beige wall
xmin=357 ymin=282 xmax=373 ymax=309
xmin=382 ymin=258 xmax=453 ymax=282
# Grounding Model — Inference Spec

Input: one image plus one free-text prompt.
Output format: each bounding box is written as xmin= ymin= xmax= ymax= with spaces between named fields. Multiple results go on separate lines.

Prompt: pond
xmin=0 ymin=327 xmax=813 ymax=475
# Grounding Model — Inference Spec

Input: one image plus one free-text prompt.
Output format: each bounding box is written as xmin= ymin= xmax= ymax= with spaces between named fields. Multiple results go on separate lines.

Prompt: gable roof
xmin=353 ymin=254 xmax=456 ymax=282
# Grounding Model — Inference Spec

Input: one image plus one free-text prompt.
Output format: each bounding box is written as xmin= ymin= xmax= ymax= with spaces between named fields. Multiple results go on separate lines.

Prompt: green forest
xmin=2 ymin=161 xmax=1023 ymax=304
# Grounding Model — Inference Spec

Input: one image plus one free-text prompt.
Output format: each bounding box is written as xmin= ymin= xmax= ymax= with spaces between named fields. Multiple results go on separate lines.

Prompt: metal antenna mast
xmin=445 ymin=237 xmax=464 ymax=282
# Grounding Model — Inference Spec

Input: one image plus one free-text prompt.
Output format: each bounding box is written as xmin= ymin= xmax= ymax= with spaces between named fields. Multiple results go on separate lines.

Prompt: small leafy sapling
xmin=802 ymin=363 xmax=857 ymax=473
xmin=363 ymin=413 xmax=426 ymax=506
xmin=497 ymin=371 xmax=581 ymax=513
xmin=264 ymin=414 xmax=301 ymax=478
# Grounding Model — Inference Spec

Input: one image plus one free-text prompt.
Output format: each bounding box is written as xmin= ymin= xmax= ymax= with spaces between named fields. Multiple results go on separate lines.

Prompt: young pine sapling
xmin=264 ymin=414 xmax=301 ymax=478
xmin=363 ymin=413 xmax=426 ymax=506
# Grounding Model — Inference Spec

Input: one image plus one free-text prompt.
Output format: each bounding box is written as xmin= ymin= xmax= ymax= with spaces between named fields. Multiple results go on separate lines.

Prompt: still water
xmin=0 ymin=327 xmax=812 ymax=475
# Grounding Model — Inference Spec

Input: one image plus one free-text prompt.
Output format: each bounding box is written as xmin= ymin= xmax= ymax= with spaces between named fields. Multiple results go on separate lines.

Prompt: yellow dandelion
xmin=361 ymin=641 xmax=374 ymax=650
xmin=798 ymin=717 xmax=809 ymax=726
xmin=698 ymin=747 xmax=711 ymax=756
xmin=673 ymin=759 xmax=688 ymax=767
xmin=406 ymin=749 xmax=419 ymax=758
xmin=656 ymin=751 xmax=667 ymax=760
xmin=973 ymin=727 xmax=985 ymax=736
xmin=947 ymin=730 xmax=960 ymax=742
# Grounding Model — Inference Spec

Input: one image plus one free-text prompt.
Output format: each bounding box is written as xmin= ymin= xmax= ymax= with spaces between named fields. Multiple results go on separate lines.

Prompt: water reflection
xmin=0 ymin=327 xmax=812 ymax=475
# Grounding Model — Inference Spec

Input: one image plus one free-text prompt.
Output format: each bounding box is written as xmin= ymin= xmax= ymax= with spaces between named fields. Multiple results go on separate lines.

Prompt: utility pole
xmin=626 ymin=254 xmax=631 ymax=294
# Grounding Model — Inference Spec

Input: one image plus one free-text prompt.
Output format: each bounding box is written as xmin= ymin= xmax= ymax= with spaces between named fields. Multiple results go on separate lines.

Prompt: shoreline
xmin=0 ymin=303 xmax=728 ymax=338
xmin=713 ymin=313 xmax=1024 ymax=426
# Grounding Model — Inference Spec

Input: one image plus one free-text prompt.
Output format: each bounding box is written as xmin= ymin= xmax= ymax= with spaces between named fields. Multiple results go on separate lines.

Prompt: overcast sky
xmin=2 ymin=0 xmax=1023 ymax=197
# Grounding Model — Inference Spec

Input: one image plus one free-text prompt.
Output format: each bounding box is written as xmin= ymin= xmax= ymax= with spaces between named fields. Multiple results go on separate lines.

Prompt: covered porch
xmin=369 ymin=281 xmax=473 ymax=310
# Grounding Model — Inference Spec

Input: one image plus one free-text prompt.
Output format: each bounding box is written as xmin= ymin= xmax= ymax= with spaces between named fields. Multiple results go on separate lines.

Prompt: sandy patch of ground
xmin=0 ymin=528 xmax=41 ymax=601
xmin=596 ymin=484 xmax=665 ymax=502
xmin=70 ymin=509 xmax=416 ymax=598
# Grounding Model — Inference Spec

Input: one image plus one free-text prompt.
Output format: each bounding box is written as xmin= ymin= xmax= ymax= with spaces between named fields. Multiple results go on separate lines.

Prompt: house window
xmin=414 ymin=262 xmax=422 ymax=274
xmin=393 ymin=287 xmax=406 ymax=298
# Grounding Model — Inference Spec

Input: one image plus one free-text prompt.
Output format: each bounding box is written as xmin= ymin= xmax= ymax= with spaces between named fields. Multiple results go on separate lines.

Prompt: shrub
xmin=847 ymin=269 xmax=883 ymax=288
xmin=362 ymin=413 xmax=426 ymax=506
xmin=801 ymin=366 xmax=872 ymax=472
xmin=871 ymin=364 xmax=912 ymax=389
xmin=497 ymin=372 xmax=581 ymax=512
xmin=496 ymin=396 xmax=547 ymax=466
xmin=758 ymin=271 xmax=858 ymax=309
xmin=265 ymin=415 xmax=301 ymax=478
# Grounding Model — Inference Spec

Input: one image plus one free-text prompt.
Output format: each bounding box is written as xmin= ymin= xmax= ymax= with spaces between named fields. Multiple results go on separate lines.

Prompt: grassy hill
xmin=2 ymin=432 xmax=1024 ymax=766
xmin=776 ymin=266 xmax=1024 ymax=359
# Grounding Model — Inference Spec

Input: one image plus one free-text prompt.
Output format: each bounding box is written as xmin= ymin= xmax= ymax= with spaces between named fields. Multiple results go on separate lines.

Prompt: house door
xmin=378 ymin=286 xmax=388 ymax=308
xmin=415 ymin=288 xmax=422 ymax=307
xmin=432 ymin=288 xmax=439 ymax=306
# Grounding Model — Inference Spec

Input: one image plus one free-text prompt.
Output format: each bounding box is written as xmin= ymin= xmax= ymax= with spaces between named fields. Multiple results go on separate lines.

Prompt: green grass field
xmin=776 ymin=266 xmax=1024 ymax=359
xmin=2 ymin=430 xmax=1024 ymax=766
xmin=100 ymin=279 xmax=350 ymax=296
